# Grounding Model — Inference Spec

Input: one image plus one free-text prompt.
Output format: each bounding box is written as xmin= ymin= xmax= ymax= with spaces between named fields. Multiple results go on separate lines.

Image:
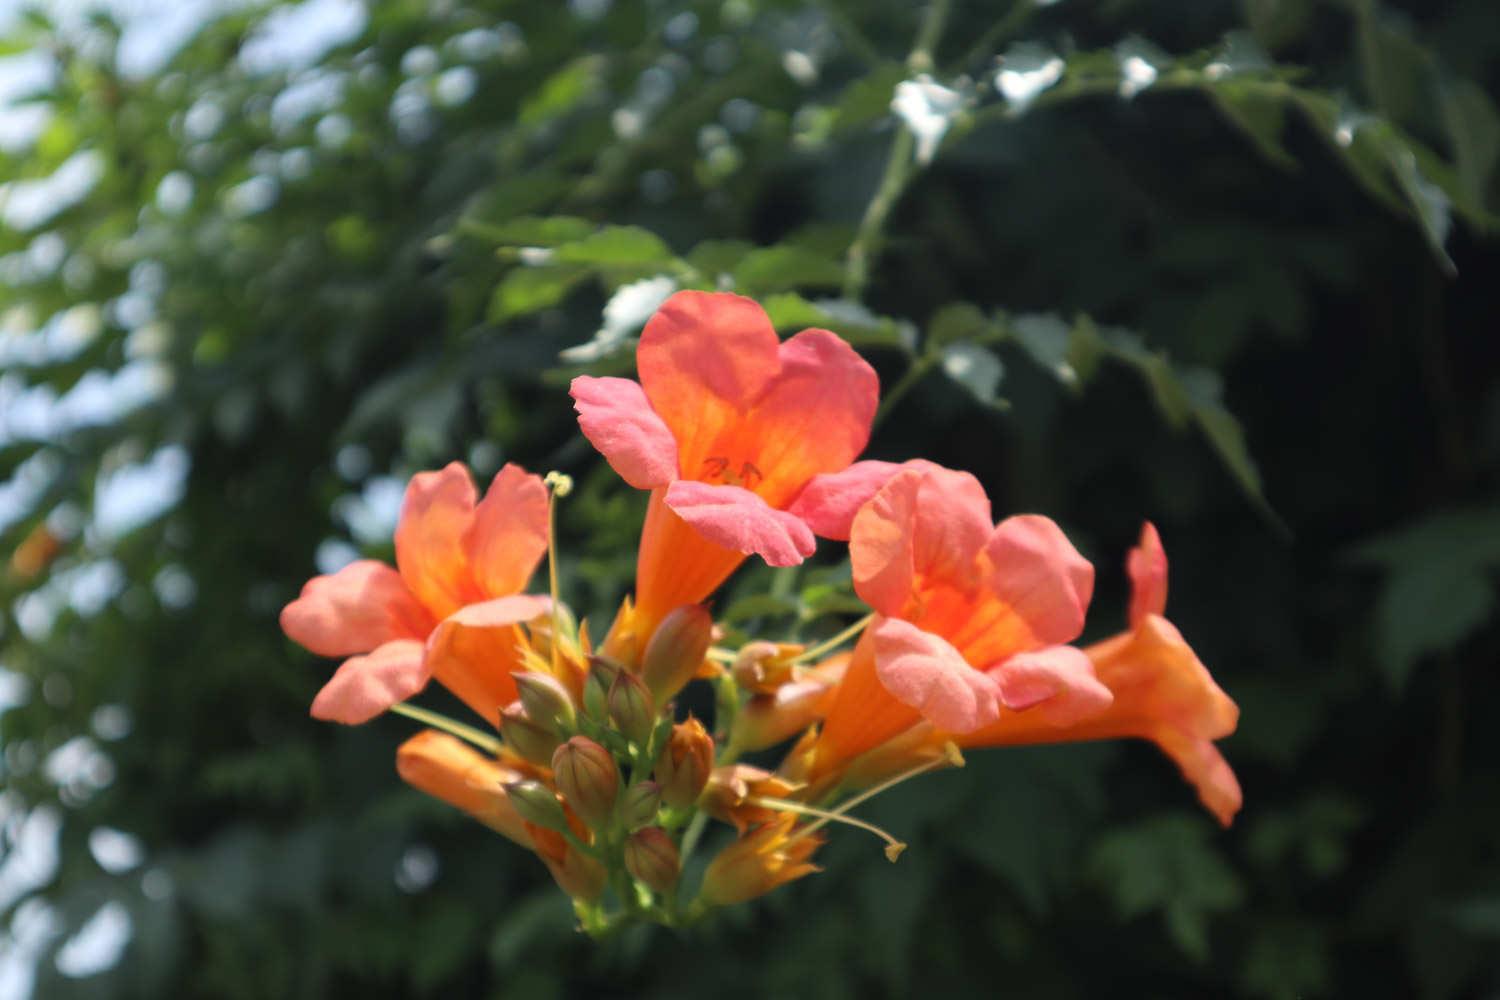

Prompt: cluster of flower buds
xmin=283 ymin=290 xmax=1242 ymax=936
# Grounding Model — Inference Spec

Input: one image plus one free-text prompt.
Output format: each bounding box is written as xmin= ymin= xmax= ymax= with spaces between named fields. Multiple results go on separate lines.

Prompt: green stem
xmin=874 ymin=354 xmax=937 ymax=428
xmin=388 ymin=702 xmax=502 ymax=756
xmin=792 ymin=613 xmax=873 ymax=665
xmin=842 ymin=0 xmax=952 ymax=302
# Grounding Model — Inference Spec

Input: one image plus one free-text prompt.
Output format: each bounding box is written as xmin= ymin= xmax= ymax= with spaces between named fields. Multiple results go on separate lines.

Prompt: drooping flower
xmin=956 ymin=523 xmax=1243 ymax=825
xmin=280 ymin=462 xmax=550 ymax=724
xmin=395 ymin=729 xmax=535 ymax=847
xmin=699 ymin=813 xmax=824 ymax=906
xmin=569 ymin=290 xmax=891 ymax=650
xmin=810 ymin=462 xmax=1111 ymax=780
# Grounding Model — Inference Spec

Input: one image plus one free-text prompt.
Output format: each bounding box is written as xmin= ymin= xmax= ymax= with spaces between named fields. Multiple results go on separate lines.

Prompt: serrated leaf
xmin=733 ymin=246 xmax=845 ymax=294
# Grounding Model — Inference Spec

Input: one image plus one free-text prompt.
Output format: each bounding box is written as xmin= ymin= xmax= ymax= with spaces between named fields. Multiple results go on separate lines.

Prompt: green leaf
xmin=486 ymin=265 xmax=590 ymax=322
xmin=518 ymin=57 xmax=602 ymax=127
xmin=1440 ymin=80 xmax=1500 ymax=216
xmin=829 ymin=62 xmax=907 ymax=134
xmin=1011 ymin=313 xmax=1081 ymax=388
xmin=553 ymin=226 xmax=673 ymax=266
xmin=463 ymin=215 xmax=596 ymax=246
xmin=940 ymin=341 xmax=1006 ymax=408
xmin=1089 ymin=813 xmax=1245 ymax=962
xmin=926 ymin=302 xmax=990 ymax=348
xmin=1209 ymin=83 xmax=1298 ymax=169
xmin=733 ymin=246 xmax=845 ymax=295
xmin=685 ymin=239 xmax=755 ymax=281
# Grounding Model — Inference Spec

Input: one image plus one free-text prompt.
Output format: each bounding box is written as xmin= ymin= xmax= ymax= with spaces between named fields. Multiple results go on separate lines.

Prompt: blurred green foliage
xmin=1 ymin=0 xmax=1497 ymax=996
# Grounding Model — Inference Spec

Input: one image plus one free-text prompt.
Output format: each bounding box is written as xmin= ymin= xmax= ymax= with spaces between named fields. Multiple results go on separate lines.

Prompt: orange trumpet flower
xmin=958 ymin=523 xmax=1243 ymax=825
xmin=812 ymin=463 xmax=1109 ymax=777
xmin=570 ymin=290 xmax=892 ymax=649
xmin=280 ymin=462 xmax=551 ymax=725
xmin=395 ymin=729 xmax=535 ymax=848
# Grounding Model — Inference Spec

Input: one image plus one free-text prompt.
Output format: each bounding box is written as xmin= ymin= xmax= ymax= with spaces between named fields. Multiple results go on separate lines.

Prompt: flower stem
xmin=792 ymin=613 xmax=873 ymax=665
xmin=388 ymin=702 xmax=502 ymax=756
xmin=841 ymin=0 xmax=952 ymax=302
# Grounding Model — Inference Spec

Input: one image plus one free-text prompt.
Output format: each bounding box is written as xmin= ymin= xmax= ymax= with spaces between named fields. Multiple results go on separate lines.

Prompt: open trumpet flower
xmin=283 ymin=291 xmax=1244 ymax=937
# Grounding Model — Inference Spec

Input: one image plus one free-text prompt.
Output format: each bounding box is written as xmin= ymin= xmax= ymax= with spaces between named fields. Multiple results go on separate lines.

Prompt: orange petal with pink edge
xmin=569 ymin=375 xmax=680 ymax=489
xmin=988 ymin=644 xmax=1113 ymax=725
xmin=976 ymin=514 xmax=1094 ymax=647
xmin=280 ymin=560 xmax=433 ymax=657
xmin=310 ymin=638 xmax=428 ymax=724
xmin=664 ymin=480 xmax=815 ymax=567
xmin=638 ymin=291 xmax=781 ymax=469
xmin=721 ymin=329 xmax=879 ymax=507
xmin=425 ymin=594 xmax=551 ymax=724
xmin=464 ymin=464 xmax=549 ymax=598
xmin=850 ymin=464 xmax=992 ymax=617
xmin=871 ymin=615 xmax=1001 ymax=733
xmin=1126 ymin=521 xmax=1169 ymax=628
xmin=395 ymin=730 xmax=535 ymax=847
xmin=395 ymin=462 xmax=480 ymax=619
xmin=785 ymin=460 xmax=907 ymax=540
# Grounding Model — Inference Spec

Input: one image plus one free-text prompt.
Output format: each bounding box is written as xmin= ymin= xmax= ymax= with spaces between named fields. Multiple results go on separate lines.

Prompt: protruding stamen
xmin=747 ymin=795 xmax=907 ymax=861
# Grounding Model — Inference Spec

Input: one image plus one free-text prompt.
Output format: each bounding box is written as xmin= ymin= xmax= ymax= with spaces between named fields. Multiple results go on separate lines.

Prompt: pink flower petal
xmin=785 ymin=460 xmax=906 ymax=541
xmin=730 ymin=329 xmax=880 ymax=507
xmin=310 ymin=638 xmax=428 ymax=724
xmin=1126 ymin=521 xmax=1169 ymax=628
xmin=638 ymin=291 xmax=781 ymax=446
xmin=395 ymin=462 xmax=479 ymax=619
xmin=464 ymin=464 xmax=550 ymax=598
xmin=870 ymin=615 xmax=1001 ymax=733
xmin=663 ymin=480 xmax=816 ymax=567
xmin=280 ymin=560 xmax=432 ymax=657
xmin=988 ymin=645 xmax=1114 ymax=725
xmin=850 ymin=464 xmax=993 ymax=617
xmin=979 ymin=515 xmax=1094 ymax=647
xmin=569 ymin=376 xmax=680 ymax=489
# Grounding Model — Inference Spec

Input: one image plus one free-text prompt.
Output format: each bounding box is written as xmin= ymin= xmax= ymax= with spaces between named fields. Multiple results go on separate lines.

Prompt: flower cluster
xmin=281 ymin=291 xmax=1241 ymax=932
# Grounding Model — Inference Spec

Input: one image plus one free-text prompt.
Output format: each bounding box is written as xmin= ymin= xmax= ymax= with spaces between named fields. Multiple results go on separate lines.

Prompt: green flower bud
xmin=582 ymin=655 xmax=621 ymax=720
xmin=623 ymin=827 xmax=681 ymax=894
xmin=607 ymin=670 xmax=656 ymax=747
xmin=499 ymin=702 xmax=562 ymax=766
xmin=551 ymin=736 xmax=619 ymax=829
xmin=620 ymin=781 xmax=662 ymax=832
xmin=504 ymin=780 xmax=571 ymax=834
xmin=513 ymin=671 xmax=576 ymax=734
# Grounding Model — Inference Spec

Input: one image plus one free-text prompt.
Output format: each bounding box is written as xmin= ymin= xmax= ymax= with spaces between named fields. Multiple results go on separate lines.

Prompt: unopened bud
xmin=655 ymin=717 xmax=714 ymax=809
xmin=551 ymin=736 xmax=619 ymax=829
xmin=623 ymin=827 xmax=681 ymax=894
xmin=700 ymin=814 xmax=822 ymax=906
xmin=731 ymin=641 xmax=802 ymax=693
xmin=514 ymin=671 xmax=576 ymax=733
xmin=583 ymin=655 xmax=621 ymax=720
xmin=499 ymin=703 xmax=561 ymax=766
xmin=641 ymin=604 xmax=713 ymax=702
xmin=607 ymin=670 xmax=656 ymax=746
xmin=505 ymin=780 xmax=571 ymax=834
xmin=620 ymin=780 xmax=662 ymax=831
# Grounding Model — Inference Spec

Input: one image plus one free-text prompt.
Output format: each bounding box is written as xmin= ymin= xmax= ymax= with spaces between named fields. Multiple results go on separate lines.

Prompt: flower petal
xmin=569 ymin=376 xmax=680 ymax=489
xmin=785 ymin=460 xmax=906 ymax=541
xmin=425 ymin=594 xmax=552 ymax=723
xmin=978 ymin=514 xmax=1094 ymax=647
xmin=280 ymin=560 xmax=432 ymax=657
xmin=850 ymin=464 xmax=993 ymax=617
xmin=725 ymin=329 xmax=880 ymax=507
xmin=989 ymin=644 xmax=1113 ymax=725
xmin=396 ymin=730 xmax=535 ymax=846
xmin=664 ymin=480 xmax=815 ymax=567
xmin=310 ymin=638 xmax=428 ymax=724
xmin=638 ymin=291 xmax=781 ymax=469
xmin=1154 ymin=730 xmax=1243 ymax=827
xmin=395 ymin=463 xmax=479 ymax=619
xmin=871 ymin=615 xmax=1001 ymax=733
xmin=1126 ymin=521 xmax=1169 ymax=628
xmin=464 ymin=464 xmax=549 ymax=598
